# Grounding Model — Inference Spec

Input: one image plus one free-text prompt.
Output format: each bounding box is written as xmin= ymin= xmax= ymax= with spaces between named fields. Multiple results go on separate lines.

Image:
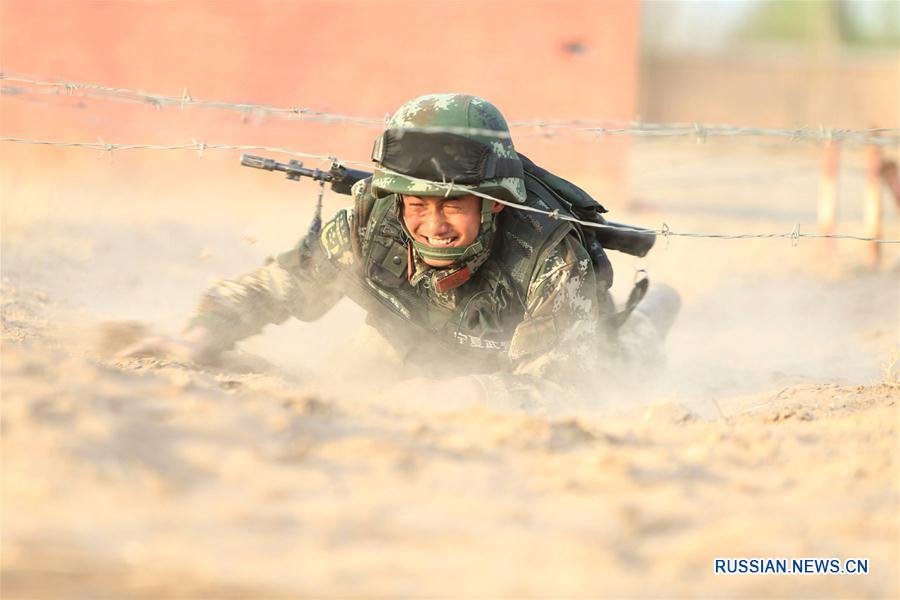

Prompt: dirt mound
xmin=2 ymin=311 xmax=897 ymax=597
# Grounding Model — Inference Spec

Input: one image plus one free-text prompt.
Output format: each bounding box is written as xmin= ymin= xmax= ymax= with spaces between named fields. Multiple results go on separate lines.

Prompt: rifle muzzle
xmin=240 ymin=154 xmax=278 ymax=171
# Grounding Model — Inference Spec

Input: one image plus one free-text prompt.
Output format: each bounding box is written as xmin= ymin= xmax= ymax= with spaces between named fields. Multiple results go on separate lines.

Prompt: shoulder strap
xmin=494 ymin=175 xmax=576 ymax=294
xmin=517 ymin=153 xmax=655 ymax=259
xmin=518 ymin=153 xmax=607 ymax=213
xmin=350 ymin=177 xmax=376 ymax=254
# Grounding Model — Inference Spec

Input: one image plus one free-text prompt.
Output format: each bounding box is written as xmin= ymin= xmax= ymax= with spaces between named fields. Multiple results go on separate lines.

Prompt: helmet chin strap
xmin=399 ymin=197 xmax=496 ymax=264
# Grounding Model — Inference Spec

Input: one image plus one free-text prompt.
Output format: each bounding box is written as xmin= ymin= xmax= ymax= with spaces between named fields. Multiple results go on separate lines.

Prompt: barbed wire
xmin=0 ymin=136 xmax=372 ymax=168
xmin=3 ymin=135 xmax=897 ymax=245
xmin=381 ymin=168 xmax=900 ymax=244
xmin=3 ymin=73 xmax=898 ymax=147
xmin=0 ymin=75 xmax=385 ymax=127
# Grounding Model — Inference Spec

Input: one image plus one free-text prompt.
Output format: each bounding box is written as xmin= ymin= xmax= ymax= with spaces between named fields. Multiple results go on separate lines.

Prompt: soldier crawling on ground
xmin=121 ymin=94 xmax=680 ymax=409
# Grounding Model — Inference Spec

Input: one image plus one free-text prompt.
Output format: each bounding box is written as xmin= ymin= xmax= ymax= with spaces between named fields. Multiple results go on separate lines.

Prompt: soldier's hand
xmin=116 ymin=326 xmax=218 ymax=364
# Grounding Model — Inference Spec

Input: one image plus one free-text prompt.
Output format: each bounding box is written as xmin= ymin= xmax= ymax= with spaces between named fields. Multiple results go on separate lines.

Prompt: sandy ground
xmin=2 ymin=141 xmax=899 ymax=598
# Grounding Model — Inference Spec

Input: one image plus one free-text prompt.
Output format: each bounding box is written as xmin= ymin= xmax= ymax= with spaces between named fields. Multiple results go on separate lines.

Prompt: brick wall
xmin=1 ymin=1 xmax=639 ymax=203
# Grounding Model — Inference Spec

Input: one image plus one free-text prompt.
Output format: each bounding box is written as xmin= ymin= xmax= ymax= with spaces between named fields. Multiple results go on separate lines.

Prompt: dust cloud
xmin=2 ymin=142 xmax=898 ymax=598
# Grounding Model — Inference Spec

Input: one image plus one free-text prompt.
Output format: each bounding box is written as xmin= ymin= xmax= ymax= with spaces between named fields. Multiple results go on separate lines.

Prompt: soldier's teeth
xmin=427 ymin=237 xmax=455 ymax=246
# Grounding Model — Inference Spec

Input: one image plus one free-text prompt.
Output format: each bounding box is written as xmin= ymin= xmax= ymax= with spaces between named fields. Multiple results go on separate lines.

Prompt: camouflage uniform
xmin=188 ymin=95 xmax=659 ymax=409
xmin=189 ymin=198 xmax=607 ymax=408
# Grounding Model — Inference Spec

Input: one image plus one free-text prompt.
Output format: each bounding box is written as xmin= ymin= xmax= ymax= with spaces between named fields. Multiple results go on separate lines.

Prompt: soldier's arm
xmin=472 ymin=234 xmax=606 ymax=410
xmin=186 ymin=208 xmax=356 ymax=354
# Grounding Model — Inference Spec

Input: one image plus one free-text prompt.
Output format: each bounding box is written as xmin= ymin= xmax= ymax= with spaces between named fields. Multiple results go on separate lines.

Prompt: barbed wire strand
xmin=3 ymin=135 xmax=897 ymax=245
xmin=2 ymin=73 xmax=898 ymax=146
xmin=381 ymin=168 xmax=899 ymax=244
xmin=0 ymin=75 xmax=385 ymax=127
xmin=0 ymin=136 xmax=372 ymax=169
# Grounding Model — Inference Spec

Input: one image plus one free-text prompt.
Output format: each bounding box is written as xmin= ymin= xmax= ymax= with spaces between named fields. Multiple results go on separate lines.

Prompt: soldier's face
xmin=402 ymin=194 xmax=503 ymax=267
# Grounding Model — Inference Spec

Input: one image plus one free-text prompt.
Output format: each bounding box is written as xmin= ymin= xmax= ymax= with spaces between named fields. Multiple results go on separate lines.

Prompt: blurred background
xmin=2 ymin=0 xmax=897 ymax=195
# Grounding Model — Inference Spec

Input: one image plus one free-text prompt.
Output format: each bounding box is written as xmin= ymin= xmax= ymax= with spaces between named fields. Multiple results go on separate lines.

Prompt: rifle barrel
xmin=240 ymin=154 xmax=334 ymax=182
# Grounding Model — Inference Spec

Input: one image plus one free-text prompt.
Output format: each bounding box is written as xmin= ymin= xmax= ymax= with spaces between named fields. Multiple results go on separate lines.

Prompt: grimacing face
xmin=401 ymin=194 xmax=504 ymax=268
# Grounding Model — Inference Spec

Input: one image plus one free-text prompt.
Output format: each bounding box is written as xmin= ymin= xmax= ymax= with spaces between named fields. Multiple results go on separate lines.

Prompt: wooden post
xmin=864 ymin=142 xmax=883 ymax=267
xmin=818 ymin=142 xmax=839 ymax=244
xmin=880 ymin=159 xmax=900 ymax=211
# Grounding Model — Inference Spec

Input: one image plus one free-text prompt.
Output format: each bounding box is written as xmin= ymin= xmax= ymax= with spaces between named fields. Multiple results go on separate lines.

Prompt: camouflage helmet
xmin=370 ymin=94 xmax=526 ymax=204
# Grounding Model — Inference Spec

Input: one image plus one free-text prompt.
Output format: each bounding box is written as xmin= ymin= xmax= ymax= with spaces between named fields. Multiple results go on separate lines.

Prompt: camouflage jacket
xmin=189 ymin=180 xmax=612 ymax=409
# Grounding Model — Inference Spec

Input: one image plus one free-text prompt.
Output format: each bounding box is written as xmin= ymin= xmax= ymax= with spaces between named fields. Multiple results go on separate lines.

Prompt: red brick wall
xmin=1 ymin=1 xmax=638 ymax=202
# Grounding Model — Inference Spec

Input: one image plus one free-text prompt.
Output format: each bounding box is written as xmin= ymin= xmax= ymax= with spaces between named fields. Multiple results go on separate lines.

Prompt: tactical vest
xmin=326 ymin=173 xmax=594 ymax=372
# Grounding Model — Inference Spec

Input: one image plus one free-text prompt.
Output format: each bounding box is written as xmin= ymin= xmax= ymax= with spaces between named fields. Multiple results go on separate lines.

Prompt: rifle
xmin=240 ymin=154 xmax=655 ymax=257
xmin=240 ymin=154 xmax=370 ymax=196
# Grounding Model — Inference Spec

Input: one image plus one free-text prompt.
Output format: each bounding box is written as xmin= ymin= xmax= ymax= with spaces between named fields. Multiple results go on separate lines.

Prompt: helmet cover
xmin=371 ymin=94 xmax=526 ymax=204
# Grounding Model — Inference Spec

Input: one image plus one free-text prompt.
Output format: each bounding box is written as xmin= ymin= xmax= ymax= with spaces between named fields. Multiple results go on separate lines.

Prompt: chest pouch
xmin=366 ymin=226 xmax=409 ymax=288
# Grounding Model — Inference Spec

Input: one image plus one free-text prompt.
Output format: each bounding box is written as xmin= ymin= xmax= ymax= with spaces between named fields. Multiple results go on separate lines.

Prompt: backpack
xmin=517 ymin=153 xmax=656 ymax=328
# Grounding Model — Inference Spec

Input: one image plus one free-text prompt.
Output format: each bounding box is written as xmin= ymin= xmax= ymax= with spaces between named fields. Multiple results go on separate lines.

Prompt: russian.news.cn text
xmin=715 ymin=558 xmax=869 ymax=575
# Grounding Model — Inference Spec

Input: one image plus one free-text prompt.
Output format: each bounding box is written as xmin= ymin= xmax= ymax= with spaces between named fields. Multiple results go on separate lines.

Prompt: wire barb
xmin=693 ymin=122 xmax=707 ymax=144
xmin=180 ymin=87 xmax=192 ymax=111
xmin=192 ymin=138 xmax=207 ymax=157
xmin=96 ymin=136 xmax=116 ymax=159
xmin=790 ymin=224 xmax=801 ymax=247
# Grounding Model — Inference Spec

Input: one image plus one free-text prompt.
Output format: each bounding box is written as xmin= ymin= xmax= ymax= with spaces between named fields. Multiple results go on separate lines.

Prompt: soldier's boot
xmin=633 ymin=283 xmax=681 ymax=339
